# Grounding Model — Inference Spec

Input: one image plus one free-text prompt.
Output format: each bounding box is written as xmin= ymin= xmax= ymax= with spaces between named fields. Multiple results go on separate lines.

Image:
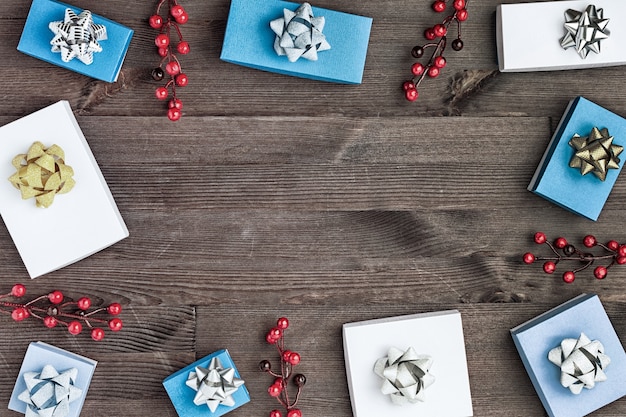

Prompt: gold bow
xmin=569 ymin=127 xmax=623 ymax=181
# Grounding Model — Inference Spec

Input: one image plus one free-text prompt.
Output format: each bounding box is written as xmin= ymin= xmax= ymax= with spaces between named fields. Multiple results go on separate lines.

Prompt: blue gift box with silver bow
xmin=163 ymin=349 xmax=250 ymax=417
xmin=511 ymin=294 xmax=626 ymax=417
xmin=17 ymin=0 xmax=133 ymax=82
xmin=8 ymin=342 xmax=97 ymax=417
xmin=528 ymin=96 xmax=626 ymax=221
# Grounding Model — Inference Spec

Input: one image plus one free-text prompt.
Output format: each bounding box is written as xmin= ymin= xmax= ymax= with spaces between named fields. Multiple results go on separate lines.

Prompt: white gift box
xmin=0 ymin=101 xmax=128 ymax=278
xmin=343 ymin=311 xmax=473 ymax=417
xmin=496 ymin=0 xmax=626 ymax=72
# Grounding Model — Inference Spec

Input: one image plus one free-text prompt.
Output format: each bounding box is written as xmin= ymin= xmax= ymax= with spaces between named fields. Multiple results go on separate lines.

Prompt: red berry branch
xmin=402 ymin=0 xmax=469 ymax=101
xmin=0 ymin=284 xmax=123 ymax=341
xmin=259 ymin=317 xmax=306 ymax=417
xmin=523 ymin=232 xmax=626 ymax=283
xmin=149 ymin=0 xmax=190 ymax=121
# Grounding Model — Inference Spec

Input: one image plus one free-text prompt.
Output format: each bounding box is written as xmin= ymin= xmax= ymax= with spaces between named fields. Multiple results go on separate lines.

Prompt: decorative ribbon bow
xmin=569 ymin=127 xmax=622 ymax=181
xmin=560 ymin=5 xmax=610 ymax=59
xmin=185 ymin=357 xmax=245 ymax=412
xmin=270 ymin=2 xmax=331 ymax=62
xmin=8 ymin=141 xmax=75 ymax=208
xmin=17 ymin=365 xmax=83 ymax=417
xmin=548 ymin=333 xmax=611 ymax=394
xmin=373 ymin=347 xmax=435 ymax=405
xmin=49 ymin=9 xmax=107 ymax=65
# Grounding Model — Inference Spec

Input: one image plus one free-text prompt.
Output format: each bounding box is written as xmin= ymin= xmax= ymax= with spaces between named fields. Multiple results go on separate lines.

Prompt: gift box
xmin=528 ymin=96 xmax=626 ymax=221
xmin=220 ymin=0 xmax=372 ymax=84
xmin=0 ymin=100 xmax=129 ymax=278
xmin=17 ymin=0 xmax=133 ymax=82
xmin=8 ymin=341 xmax=97 ymax=417
xmin=163 ymin=349 xmax=250 ymax=417
xmin=511 ymin=294 xmax=626 ymax=417
xmin=342 ymin=311 xmax=473 ymax=417
xmin=496 ymin=0 xmax=626 ymax=72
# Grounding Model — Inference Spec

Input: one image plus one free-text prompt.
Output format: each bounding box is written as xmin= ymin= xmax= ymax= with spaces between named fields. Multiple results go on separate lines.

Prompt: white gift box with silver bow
xmin=342 ymin=310 xmax=473 ymax=417
xmin=496 ymin=0 xmax=626 ymax=72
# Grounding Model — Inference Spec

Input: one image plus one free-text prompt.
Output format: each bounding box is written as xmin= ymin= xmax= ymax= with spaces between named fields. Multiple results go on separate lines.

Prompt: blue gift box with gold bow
xmin=17 ymin=0 xmax=133 ymax=82
xmin=528 ymin=96 xmax=626 ymax=220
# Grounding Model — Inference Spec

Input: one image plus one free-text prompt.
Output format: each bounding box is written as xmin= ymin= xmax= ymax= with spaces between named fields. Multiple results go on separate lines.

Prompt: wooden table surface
xmin=1 ymin=0 xmax=625 ymax=416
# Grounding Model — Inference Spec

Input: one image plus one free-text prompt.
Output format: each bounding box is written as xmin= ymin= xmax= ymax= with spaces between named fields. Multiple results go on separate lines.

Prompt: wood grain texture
xmin=0 ymin=0 xmax=625 ymax=416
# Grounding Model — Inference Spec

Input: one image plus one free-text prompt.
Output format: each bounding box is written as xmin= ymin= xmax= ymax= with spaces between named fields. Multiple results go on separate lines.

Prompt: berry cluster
xmin=402 ymin=0 xmax=469 ymax=101
xmin=149 ymin=0 xmax=190 ymax=121
xmin=0 ymin=284 xmax=122 ymax=341
xmin=523 ymin=232 xmax=626 ymax=283
xmin=259 ymin=317 xmax=306 ymax=417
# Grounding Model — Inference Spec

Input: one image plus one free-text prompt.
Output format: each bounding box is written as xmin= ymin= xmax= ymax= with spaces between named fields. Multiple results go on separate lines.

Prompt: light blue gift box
xmin=220 ymin=0 xmax=372 ymax=84
xmin=163 ymin=349 xmax=250 ymax=417
xmin=528 ymin=96 xmax=626 ymax=221
xmin=511 ymin=294 xmax=626 ymax=417
xmin=8 ymin=342 xmax=97 ymax=417
xmin=17 ymin=0 xmax=134 ymax=83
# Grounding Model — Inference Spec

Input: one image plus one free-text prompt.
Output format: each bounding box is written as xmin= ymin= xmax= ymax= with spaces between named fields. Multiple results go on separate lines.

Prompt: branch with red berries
xmin=259 ymin=317 xmax=306 ymax=417
xmin=0 ymin=284 xmax=122 ymax=341
xmin=402 ymin=0 xmax=469 ymax=102
xmin=523 ymin=232 xmax=626 ymax=283
xmin=149 ymin=0 xmax=190 ymax=121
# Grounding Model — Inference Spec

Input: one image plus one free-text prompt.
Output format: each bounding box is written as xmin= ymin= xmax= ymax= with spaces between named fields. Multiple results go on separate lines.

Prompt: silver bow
xmin=49 ymin=9 xmax=107 ymax=65
xmin=270 ymin=2 xmax=331 ymax=62
xmin=560 ymin=5 xmax=610 ymax=59
xmin=185 ymin=357 xmax=245 ymax=412
xmin=17 ymin=365 xmax=83 ymax=417
xmin=373 ymin=347 xmax=435 ymax=405
xmin=548 ymin=333 xmax=611 ymax=394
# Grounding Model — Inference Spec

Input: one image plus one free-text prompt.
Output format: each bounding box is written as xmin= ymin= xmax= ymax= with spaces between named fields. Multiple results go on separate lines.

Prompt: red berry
xmin=11 ymin=307 xmax=29 ymax=322
xmin=427 ymin=66 xmax=440 ymax=77
xmin=617 ymin=256 xmax=626 ymax=265
xmin=433 ymin=24 xmax=447 ymax=37
xmin=11 ymin=284 xmax=26 ymax=297
xmin=77 ymin=297 xmax=91 ymax=310
xmin=165 ymin=61 xmax=180 ymax=75
xmin=158 ymin=47 xmax=168 ymax=57
xmin=594 ymin=266 xmax=608 ymax=280
xmin=402 ymin=81 xmax=414 ymax=91
xmin=562 ymin=271 xmax=575 ymax=283
xmin=48 ymin=290 xmax=63 ymax=304
xmin=174 ymin=12 xmax=189 ymax=24
xmin=68 ymin=321 xmax=82 ymax=335
xmin=618 ymin=245 xmax=626 ymax=257
xmin=269 ymin=327 xmax=282 ymax=339
xmin=282 ymin=350 xmax=293 ymax=362
xmin=149 ymin=14 xmax=163 ymax=29
xmin=543 ymin=261 xmax=556 ymax=274
xmin=266 ymin=333 xmax=278 ymax=344
xmin=432 ymin=1 xmax=446 ymax=12
xmin=107 ymin=303 xmax=122 ymax=315
xmin=108 ymin=318 xmax=123 ymax=332
xmin=91 ymin=328 xmax=105 ymax=341
xmin=175 ymin=73 xmax=188 ymax=87
xmin=177 ymin=41 xmax=190 ymax=55
xmin=155 ymin=87 xmax=169 ymax=100
xmin=607 ymin=240 xmax=620 ymax=251
xmin=169 ymin=98 xmax=183 ymax=110
xmin=155 ymin=34 xmax=170 ymax=48
xmin=43 ymin=316 xmax=58 ymax=328
xmin=405 ymin=88 xmax=418 ymax=102
xmin=453 ymin=0 xmax=466 ymax=10
xmin=170 ymin=5 xmax=186 ymax=18
xmin=411 ymin=62 xmax=425 ymax=76
xmin=583 ymin=235 xmax=597 ymax=248
xmin=534 ymin=232 xmax=547 ymax=244
xmin=270 ymin=411 xmax=283 ymax=417
xmin=424 ymin=29 xmax=436 ymax=40
xmin=456 ymin=9 xmax=468 ymax=21
xmin=273 ymin=377 xmax=284 ymax=387
xmin=554 ymin=237 xmax=567 ymax=249
xmin=523 ymin=253 xmax=536 ymax=264
xmin=167 ymin=108 xmax=182 ymax=122
xmin=288 ymin=352 xmax=301 ymax=365
xmin=268 ymin=384 xmax=282 ymax=397
xmin=433 ymin=56 xmax=447 ymax=68
xmin=277 ymin=317 xmax=289 ymax=329
xmin=287 ymin=410 xmax=302 ymax=417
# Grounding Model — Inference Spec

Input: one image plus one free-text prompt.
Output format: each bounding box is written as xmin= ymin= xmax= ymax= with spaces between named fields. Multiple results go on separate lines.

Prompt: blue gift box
xmin=17 ymin=0 xmax=134 ymax=83
xmin=511 ymin=294 xmax=626 ymax=417
xmin=528 ymin=96 xmax=626 ymax=220
xmin=8 ymin=342 xmax=97 ymax=417
xmin=220 ymin=0 xmax=373 ymax=84
xmin=163 ymin=349 xmax=250 ymax=417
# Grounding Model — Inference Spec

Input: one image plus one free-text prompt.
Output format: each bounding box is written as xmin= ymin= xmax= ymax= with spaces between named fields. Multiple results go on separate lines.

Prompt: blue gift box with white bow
xmin=17 ymin=0 xmax=133 ymax=82
xmin=511 ymin=294 xmax=626 ymax=417
xmin=163 ymin=349 xmax=250 ymax=417
xmin=528 ymin=96 xmax=626 ymax=220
